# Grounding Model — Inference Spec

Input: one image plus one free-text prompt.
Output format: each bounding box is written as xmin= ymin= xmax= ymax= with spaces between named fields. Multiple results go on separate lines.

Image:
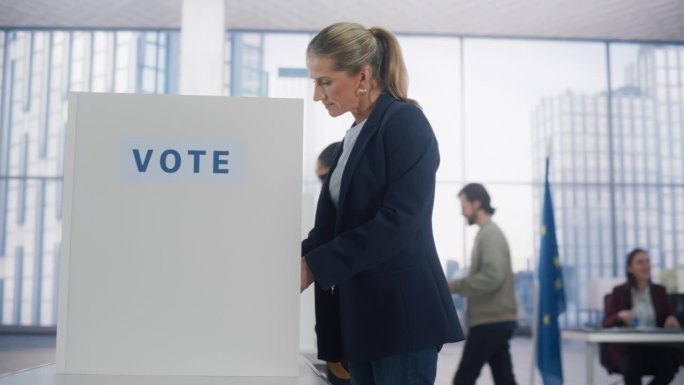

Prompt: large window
xmin=609 ymin=44 xmax=684 ymax=287
xmin=231 ymin=33 xmax=683 ymax=328
xmin=0 ymin=30 xmax=178 ymax=326
xmin=1 ymin=28 xmax=682 ymax=328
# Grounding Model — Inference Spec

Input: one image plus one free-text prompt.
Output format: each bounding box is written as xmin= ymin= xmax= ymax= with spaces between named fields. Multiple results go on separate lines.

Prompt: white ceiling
xmin=0 ymin=0 xmax=683 ymax=42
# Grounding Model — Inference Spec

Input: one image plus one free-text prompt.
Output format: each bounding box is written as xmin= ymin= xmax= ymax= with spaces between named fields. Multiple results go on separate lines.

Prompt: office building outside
xmin=1 ymin=30 xmax=682 ymax=332
xmin=531 ymin=45 xmax=684 ymax=327
xmin=0 ymin=30 xmax=178 ymax=326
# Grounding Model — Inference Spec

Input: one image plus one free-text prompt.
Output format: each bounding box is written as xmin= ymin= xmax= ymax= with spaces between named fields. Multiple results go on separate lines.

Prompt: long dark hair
xmin=625 ymin=247 xmax=648 ymax=289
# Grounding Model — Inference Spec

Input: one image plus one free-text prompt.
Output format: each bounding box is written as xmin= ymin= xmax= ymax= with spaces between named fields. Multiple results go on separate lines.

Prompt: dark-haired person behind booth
xmin=300 ymin=22 xmax=464 ymax=385
xmin=315 ymin=141 xmax=350 ymax=385
xmin=602 ymin=248 xmax=680 ymax=385
xmin=315 ymin=142 xmax=340 ymax=182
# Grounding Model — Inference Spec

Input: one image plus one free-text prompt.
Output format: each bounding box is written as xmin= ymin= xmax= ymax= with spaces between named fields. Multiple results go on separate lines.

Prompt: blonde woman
xmin=300 ymin=22 xmax=464 ymax=385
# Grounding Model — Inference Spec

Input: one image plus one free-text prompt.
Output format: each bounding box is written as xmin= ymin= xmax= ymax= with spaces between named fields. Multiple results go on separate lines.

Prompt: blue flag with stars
xmin=537 ymin=157 xmax=566 ymax=385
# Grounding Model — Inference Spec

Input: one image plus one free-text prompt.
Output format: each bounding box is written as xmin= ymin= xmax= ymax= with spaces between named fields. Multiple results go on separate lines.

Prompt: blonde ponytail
xmin=367 ymin=27 xmax=417 ymax=106
xmin=307 ymin=22 xmax=418 ymax=106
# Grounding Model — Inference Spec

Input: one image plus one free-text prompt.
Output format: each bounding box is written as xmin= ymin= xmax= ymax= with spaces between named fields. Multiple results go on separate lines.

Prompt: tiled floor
xmin=0 ymin=334 xmax=56 ymax=375
xmin=2 ymin=334 xmax=684 ymax=384
xmin=437 ymin=337 xmax=684 ymax=385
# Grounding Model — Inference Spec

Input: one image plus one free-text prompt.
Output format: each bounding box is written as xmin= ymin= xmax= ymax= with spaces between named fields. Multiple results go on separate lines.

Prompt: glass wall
xmin=0 ymin=29 xmax=178 ymax=326
xmin=608 ymin=44 xmax=684 ymax=289
xmin=233 ymin=34 xmax=683 ymax=329
xmin=1 ymin=27 xmax=682 ymax=328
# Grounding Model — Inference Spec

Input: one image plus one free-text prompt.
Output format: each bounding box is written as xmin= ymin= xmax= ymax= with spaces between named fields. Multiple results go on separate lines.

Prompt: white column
xmin=179 ymin=0 xmax=224 ymax=96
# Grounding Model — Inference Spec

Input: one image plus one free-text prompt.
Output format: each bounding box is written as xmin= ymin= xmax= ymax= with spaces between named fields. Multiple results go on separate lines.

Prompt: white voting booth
xmin=57 ymin=93 xmax=303 ymax=377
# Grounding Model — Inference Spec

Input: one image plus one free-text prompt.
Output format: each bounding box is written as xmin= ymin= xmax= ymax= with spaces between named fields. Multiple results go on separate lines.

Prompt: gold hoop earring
xmin=358 ymin=88 xmax=368 ymax=96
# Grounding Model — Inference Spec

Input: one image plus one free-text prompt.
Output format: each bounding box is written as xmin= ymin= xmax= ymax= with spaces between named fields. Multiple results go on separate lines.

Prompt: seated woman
xmin=602 ymin=248 xmax=680 ymax=385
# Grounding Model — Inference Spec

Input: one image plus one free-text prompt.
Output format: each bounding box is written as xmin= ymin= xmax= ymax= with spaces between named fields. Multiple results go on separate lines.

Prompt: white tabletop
xmin=563 ymin=328 xmax=684 ymax=343
xmin=0 ymin=357 xmax=330 ymax=385
xmin=562 ymin=328 xmax=684 ymax=385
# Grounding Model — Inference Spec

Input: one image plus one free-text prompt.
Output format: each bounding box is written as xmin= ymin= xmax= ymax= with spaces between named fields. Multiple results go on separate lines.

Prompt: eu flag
xmin=537 ymin=157 xmax=566 ymax=385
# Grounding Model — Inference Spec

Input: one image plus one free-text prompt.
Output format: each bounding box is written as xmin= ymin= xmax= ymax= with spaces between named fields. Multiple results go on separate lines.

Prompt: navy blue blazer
xmin=302 ymin=94 xmax=464 ymax=362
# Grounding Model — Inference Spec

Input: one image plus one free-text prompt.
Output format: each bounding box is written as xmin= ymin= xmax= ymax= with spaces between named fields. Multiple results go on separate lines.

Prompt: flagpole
xmin=529 ymin=282 xmax=538 ymax=385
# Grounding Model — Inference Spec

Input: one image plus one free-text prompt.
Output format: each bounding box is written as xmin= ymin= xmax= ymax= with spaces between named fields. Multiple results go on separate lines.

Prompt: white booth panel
xmin=58 ymin=93 xmax=303 ymax=377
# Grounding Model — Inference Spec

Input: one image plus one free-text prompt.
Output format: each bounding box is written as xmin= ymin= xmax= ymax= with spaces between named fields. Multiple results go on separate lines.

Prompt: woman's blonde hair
xmin=307 ymin=22 xmax=418 ymax=106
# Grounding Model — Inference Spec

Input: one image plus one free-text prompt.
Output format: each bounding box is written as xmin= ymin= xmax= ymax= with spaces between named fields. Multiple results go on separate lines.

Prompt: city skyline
xmin=531 ymin=45 xmax=684 ymax=326
xmin=0 ymin=29 xmax=682 ymax=328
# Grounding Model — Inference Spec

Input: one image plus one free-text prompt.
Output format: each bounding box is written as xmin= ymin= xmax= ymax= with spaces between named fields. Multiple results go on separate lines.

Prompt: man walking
xmin=449 ymin=183 xmax=518 ymax=385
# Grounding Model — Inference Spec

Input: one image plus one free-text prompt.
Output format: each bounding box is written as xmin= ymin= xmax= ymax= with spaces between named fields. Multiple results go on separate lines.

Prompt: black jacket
xmin=302 ymin=94 xmax=464 ymax=362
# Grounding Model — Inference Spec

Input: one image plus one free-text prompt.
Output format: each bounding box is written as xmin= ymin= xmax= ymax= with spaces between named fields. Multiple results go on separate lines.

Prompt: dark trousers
xmin=453 ymin=325 xmax=517 ymax=385
xmin=620 ymin=345 xmax=677 ymax=385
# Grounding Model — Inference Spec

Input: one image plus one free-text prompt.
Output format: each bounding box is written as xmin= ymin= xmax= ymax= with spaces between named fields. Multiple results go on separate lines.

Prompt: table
xmin=562 ymin=328 xmax=684 ymax=385
xmin=0 ymin=356 xmax=330 ymax=385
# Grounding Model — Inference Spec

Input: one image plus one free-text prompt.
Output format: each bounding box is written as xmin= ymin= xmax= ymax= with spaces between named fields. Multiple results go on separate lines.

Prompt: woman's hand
xmin=301 ymin=257 xmax=314 ymax=293
xmin=664 ymin=315 xmax=680 ymax=329
xmin=617 ymin=310 xmax=634 ymax=325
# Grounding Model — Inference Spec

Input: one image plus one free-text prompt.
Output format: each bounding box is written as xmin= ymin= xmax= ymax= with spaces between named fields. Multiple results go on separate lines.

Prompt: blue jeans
xmin=347 ymin=346 xmax=439 ymax=385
